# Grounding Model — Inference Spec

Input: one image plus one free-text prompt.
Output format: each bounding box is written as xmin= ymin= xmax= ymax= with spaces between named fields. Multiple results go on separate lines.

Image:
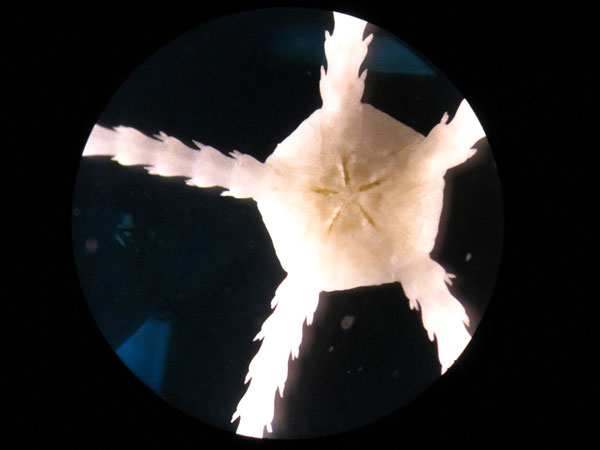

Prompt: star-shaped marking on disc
xmin=311 ymin=157 xmax=383 ymax=232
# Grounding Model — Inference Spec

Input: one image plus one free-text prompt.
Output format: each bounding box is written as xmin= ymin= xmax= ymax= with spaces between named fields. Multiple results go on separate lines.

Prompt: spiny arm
xmin=410 ymin=99 xmax=485 ymax=177
xmin=82 ymin=124 xmax=268 ymax=199
xmin=232 ymin=276 xmax=321 ymax=438
xmin=398 ymin=257 xmax=471 ymax=374
xmin=319 ymin=12 xmax=372 ymax=114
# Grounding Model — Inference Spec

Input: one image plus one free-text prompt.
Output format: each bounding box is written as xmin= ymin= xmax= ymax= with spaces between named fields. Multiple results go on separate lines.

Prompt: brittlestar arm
xmin=82 ymin=124 xmax=268 ymax=199
xmin=397 ymin=257 xmax=471 ymax=374
xmin=231 ymin=276 xmax=321 ymax=438
xmin=408 ymin=99 xmax=485 ymax=177
xmin=319 ymin=12 xmax=371 ymax=114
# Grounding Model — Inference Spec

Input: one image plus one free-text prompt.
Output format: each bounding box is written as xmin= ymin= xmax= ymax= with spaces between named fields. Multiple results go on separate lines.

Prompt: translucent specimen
xmin=81 ymin=11 xmax=485 ymax=439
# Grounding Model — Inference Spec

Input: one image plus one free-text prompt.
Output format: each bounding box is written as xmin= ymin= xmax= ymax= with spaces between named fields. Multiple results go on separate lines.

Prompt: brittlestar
xmin=77 ymin=11 xmax=494 ymax=438
xmin=311 ymin=157 xmax=383 ymax=232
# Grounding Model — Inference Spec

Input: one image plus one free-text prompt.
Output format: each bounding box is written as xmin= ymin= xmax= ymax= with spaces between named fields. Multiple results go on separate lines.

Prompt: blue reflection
xmin=268 ymin=24 xmax=435 ymax=75
xmin=116 ymin=317 xmax=172 ymax=392
xmin=368 ymin=35 xmax=435 ymax=75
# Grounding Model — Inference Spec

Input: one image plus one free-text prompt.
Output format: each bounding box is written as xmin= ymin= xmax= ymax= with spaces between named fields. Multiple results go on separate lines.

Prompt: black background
xmin=9 ymin=0 xmax=592 ymax=448
xmin=70 ymin=6 xmax=502 ymax=439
